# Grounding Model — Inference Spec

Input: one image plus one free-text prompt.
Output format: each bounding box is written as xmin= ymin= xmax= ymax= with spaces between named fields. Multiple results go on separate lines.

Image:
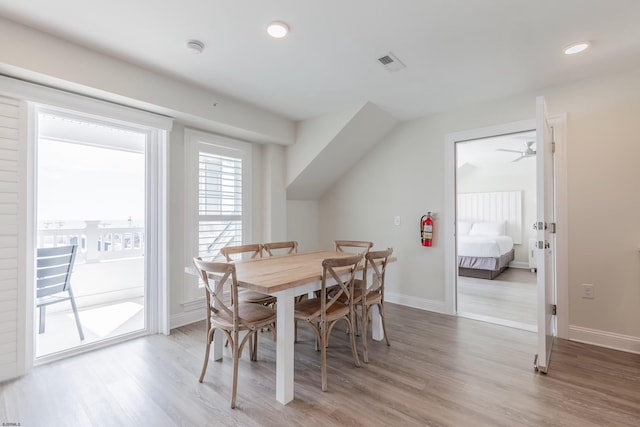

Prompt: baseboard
xmin=170 ymin=299 xmax=205 ymax=330
xmin=508 ymin=261 xmax=529 ymax=269
xmin=569 ymin=325 xmax=640 ymax=355
xmin=385 ymin=292 xmax=447 ymax=314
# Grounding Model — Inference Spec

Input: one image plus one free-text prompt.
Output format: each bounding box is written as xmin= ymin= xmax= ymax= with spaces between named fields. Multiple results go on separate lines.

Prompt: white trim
xmin=0 ymin=75 xmax=173 ymax=131
xmin=385 ymin=292 xmax=448 ymax=314
xmin=550 ymin=114 xmax=569 ymax=339
xmin=444 ymin=116 xmax=568 ymax=333
xmin=170 ymin=299 xmax=206 ymax=330
xmin=508 ymin=261 xmax=529 ymax=269
xmin=146 ymin=129 xmax=170 ymax=335
xmin=19 ymin=101 xmax=32 ymax=374
xmin=569 ymin=325 xmax=640 ymax=355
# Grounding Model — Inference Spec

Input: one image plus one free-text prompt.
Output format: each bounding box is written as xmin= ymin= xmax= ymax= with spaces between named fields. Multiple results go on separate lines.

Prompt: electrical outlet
xmin=581 ymin=283 xmax=595 ymax=299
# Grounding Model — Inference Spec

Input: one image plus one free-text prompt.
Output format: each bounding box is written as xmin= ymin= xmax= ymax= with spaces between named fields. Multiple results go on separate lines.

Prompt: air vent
xmin=377 ymin=52 xmax=406 ymax=72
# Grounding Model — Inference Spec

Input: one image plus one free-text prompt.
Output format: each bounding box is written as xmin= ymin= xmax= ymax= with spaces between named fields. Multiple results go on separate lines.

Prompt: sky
xmin=37 ymin=130 xmax=145 ymax=228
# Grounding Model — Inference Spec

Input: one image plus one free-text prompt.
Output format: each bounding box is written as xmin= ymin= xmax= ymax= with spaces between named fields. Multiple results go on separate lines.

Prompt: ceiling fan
xmin=496 ymin=141 xmax=536 ymax=162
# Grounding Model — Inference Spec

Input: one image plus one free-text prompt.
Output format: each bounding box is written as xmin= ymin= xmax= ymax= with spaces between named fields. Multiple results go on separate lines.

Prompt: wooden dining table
xmin=208 ymin=250 xmax=388 ymax=405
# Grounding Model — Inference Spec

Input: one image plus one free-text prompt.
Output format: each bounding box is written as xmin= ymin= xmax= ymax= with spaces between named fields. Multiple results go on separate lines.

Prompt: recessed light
xmin=186 ymin=39 xmax=205 ymax=54
xmin=564 ymin=41 xmax=590 ymax=55
xmin=267 ymin=21 xmax=289 ymax=39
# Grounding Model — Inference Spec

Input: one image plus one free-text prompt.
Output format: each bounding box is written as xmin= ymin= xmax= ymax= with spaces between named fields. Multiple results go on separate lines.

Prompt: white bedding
xmin=457 ymin=235 xmax=514 ymax=258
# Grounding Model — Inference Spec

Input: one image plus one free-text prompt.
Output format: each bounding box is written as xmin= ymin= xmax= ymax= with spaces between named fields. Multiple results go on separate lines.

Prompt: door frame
xmin=443 ymin=116 xmax=568 ymax=339
xmin=5 ymin=77 xmax=172 ymax=369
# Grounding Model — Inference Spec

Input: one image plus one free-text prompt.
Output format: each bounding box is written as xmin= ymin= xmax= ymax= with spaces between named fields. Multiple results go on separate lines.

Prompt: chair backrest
xmin=319 ymin=254 xmax=363 ymax=320
xmin=36 ymin=245 xmax=77 ymax=299
xmin=364 ymin=248 xmax=393 ymax=297
xmin=334 ymin=240 xmax=373 ymax=255
xmin=263 ymin=241 xmax=298 ymax=257
xmin=192 ymin=257 xmax=241 ymax=328
xmin=220 ymin=243 xmax=262 ymax=262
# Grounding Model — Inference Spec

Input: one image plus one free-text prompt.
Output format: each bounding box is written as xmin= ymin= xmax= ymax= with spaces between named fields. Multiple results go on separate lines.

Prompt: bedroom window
xmin=184 ymin=129 xmax=252 ymax=302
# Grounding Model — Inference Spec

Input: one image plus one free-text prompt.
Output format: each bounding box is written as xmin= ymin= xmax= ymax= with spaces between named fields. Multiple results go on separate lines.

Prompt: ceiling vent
xmin=377 ymin=52 xmax=406 ymax=72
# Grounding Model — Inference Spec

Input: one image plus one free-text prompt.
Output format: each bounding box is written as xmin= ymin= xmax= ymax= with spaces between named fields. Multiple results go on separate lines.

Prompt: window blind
xmin=198 ymin=152 xmax=243 ymax=258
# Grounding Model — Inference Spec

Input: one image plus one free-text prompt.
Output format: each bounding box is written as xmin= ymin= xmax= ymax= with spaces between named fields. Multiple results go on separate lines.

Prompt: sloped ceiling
xmin=286 ymin=102 xmax=398 ymax=200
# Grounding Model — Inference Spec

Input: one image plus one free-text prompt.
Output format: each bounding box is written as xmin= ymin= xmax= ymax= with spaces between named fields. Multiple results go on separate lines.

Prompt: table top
xmin=233 ymin=250 xmax=355 ymax=293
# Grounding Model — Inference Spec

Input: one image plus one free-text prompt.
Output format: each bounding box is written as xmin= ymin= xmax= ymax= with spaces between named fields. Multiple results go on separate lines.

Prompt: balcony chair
xmin=294 ymin=254 xmax=362 ymax=391
xmin=36 ymin=245 xmax=84 ymax=340
xmin=193 ymin=257 xmax=277 ymax=409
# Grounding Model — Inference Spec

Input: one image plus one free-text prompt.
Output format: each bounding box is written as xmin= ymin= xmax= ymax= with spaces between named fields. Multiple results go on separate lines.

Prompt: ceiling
xmin=456 ymin=131 xmax=537 ymax=168
xmin=1 ymin=1 xmax=640 ymax=122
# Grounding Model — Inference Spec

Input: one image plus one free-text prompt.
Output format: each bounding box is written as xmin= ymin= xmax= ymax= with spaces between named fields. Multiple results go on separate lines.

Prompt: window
xmin=198 ymin=151 xmax=243 ymax=258
xmin=185 ymin=129 xmax=252 ymax=302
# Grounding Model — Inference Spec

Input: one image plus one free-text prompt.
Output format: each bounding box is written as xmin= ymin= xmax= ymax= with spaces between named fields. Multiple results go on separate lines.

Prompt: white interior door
xmin=535 ymin=96 xmax=556 ymax=372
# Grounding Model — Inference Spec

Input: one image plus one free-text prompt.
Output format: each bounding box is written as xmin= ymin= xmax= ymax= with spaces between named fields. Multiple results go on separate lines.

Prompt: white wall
xmin=315 ymin=67 xmax=640 ymax=350
xmin=457 ymin=159 xmax=537 ymax=265
xmin=286 ymin=201 xmax=320 ymax=252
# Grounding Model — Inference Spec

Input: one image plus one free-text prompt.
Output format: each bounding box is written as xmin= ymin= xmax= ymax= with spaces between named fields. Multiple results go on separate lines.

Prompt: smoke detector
xmin=186 ymin=39 xmax=205 ymax=54
xmin=377 ymin=52 xmax=406 ymax=72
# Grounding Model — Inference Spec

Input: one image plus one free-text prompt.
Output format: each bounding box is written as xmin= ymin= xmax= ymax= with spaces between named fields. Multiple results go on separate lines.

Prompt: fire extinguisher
xmin=421 ymin=212 xmax=434 ymax=247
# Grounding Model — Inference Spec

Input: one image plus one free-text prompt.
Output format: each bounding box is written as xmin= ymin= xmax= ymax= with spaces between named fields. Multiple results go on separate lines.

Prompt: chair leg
xmin=199 ymin=328 xmax=214 ymax=383
xmin=38 ymin=306 xmax=46 ymax=334
xmin=379 ymin=303 xmax=391 ymax=346
xmin=320 ymin=323 xmax=328 ymax=391
xmin=68 ymin=288 xmax=84 ymax=341
xmin=362 ymin=305 xmax=369 ymax=363
xmin=251 ymin=331 xmax=258 ymax=361
xmin=348 ymin=313 xmax=361 ymax=368
xmin=231 ymin=330 xmax=239 ymax=409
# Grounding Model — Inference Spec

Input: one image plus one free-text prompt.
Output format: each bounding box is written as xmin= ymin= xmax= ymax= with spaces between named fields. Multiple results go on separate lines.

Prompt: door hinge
xmin=549 ymin=222 xmax=556 ymax=234
xmin=551 ymin=142 xmax=556 ymax=154
xmin=538 ymin=241 xmax=550 ymax=249
xmin=552 ymin=304 xmax=557 ymax=315
xmin=534 ymin=221 xmax=545 ymax=231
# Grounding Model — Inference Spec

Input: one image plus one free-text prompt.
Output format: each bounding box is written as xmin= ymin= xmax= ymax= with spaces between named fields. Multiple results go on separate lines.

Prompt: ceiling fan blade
xmin=496 ymin=148 xmax=522 ymax=154
xmin=511 ymin=156 xmax=524 ymax=162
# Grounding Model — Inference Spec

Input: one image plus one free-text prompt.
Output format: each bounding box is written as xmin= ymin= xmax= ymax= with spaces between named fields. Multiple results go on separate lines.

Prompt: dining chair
xmin=36 ymin=245 xmax=84 ymax=340
xmin=221 ymin=244 xmax=276 ymax=307
xmin=192 ymin=257 xmax=277 ymax=409
xmin=359 ymin=248 xmax=393 ymax=363
xmin=333 ymin=240 xmax=373 ymax=332
xmin=294 ymin=254 xmax=362 ymax=391
xmin=334 ymin=240 xmax=373 ymax=255
xmin=262 ymin=241 xmax=298 ymax=257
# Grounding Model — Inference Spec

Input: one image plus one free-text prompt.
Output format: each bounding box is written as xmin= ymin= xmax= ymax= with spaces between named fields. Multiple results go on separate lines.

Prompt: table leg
xmin=371 ymin=305 xmax=383 ymax=341
xmin=276 ymin=293 xmax=295 ymax=404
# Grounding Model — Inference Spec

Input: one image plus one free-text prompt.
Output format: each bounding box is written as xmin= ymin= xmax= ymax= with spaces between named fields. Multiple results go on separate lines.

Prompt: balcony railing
xmin=37 ymin=220 xmax=144 ymax=263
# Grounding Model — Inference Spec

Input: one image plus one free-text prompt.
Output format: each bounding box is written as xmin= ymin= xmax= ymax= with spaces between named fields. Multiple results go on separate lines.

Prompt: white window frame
xmin=183 ymin=129 xmax=252 ymax=303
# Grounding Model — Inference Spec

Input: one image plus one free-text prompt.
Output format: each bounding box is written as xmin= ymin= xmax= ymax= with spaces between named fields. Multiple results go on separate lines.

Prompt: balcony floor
xmin=36 ymin=297 xmax=145 ymax=358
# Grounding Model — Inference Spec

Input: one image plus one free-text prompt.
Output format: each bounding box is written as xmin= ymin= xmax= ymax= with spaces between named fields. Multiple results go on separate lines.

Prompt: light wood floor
xmin=2 ymin=303 xmax=639 ymax=426
xmin=458 ymin=268 xmax=537 ymax=331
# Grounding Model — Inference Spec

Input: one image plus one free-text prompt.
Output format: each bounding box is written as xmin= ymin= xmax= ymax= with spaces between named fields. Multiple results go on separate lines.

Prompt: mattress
xmin=457 ymin=235 xmax=514 ymax=258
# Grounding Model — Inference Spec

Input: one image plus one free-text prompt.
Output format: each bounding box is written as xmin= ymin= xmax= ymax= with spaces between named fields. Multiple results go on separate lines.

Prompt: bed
xmin=457 ymin=220 xmax=515 ymax=280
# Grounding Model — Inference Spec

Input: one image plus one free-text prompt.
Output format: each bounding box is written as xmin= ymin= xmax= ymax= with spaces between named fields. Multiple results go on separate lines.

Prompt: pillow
xmin=468 ymin=220 xmax=506 ymax=237
xmin=457 ymin=221 xmax=473 ymax=236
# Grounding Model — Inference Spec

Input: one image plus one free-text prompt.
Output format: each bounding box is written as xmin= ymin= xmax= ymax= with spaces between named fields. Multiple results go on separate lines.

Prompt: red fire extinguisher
xmin=421 ymin=212 xmax=433 ymax=246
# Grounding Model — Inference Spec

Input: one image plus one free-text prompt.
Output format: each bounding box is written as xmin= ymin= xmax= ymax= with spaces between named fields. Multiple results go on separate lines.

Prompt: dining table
xmin=208 ymin=250 xmax=389 ymax=405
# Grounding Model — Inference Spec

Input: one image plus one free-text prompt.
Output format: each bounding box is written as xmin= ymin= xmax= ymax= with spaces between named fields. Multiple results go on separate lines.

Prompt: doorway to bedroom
xmin=455 ymin=131 xmax=538 ymax=331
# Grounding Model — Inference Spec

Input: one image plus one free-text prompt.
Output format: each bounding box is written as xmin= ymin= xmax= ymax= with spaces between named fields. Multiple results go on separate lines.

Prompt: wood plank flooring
xmin=1 ymin=303 xmax=639 ymax=426
xmin=458 ymin=268 xmax=537 ymax=330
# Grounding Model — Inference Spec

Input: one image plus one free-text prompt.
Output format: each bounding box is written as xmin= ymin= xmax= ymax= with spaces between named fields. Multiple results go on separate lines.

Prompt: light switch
xmin=394 ymin=216 xmax=401 ymax=226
